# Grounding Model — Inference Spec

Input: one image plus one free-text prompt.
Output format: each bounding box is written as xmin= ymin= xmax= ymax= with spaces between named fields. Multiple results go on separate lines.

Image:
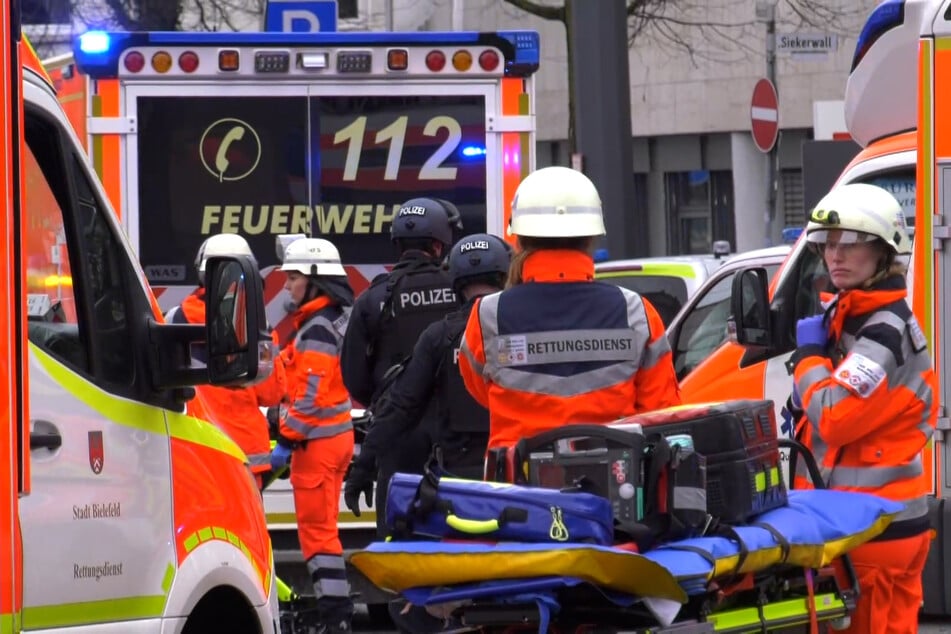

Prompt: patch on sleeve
xmin=833 ymin=352 xmax=886 ymax=398
xmin=908 ymin=318 xmax=928 ymax=353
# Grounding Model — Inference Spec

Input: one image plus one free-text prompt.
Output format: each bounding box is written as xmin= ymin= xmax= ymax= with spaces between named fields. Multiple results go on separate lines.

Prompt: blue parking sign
xmin=264 ymin=0 xmax=338 ymax=33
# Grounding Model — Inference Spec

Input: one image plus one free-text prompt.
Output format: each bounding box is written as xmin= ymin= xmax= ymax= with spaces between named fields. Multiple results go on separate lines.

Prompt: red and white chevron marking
xmin=153 ymin=264 xmax=390 ymax=346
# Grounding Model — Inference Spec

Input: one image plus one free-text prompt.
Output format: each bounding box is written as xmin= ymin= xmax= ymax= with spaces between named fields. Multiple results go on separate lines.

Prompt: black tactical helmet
xmin=390 ymin=197 xmax=464 ymax=247
xmin=448 ymin=233 xmax=512 ymax=294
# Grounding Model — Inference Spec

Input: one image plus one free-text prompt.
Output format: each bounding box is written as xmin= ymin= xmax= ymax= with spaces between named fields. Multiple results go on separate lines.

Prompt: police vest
xmin=373 ymin=262 xmax=456 ymax=384
xmin=438 ymin=309 xmax=488 ymax=435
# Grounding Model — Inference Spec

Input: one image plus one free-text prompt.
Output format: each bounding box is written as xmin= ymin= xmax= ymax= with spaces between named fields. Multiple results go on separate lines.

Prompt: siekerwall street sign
xmin=776 ymin=32 xmax=838 ymax=60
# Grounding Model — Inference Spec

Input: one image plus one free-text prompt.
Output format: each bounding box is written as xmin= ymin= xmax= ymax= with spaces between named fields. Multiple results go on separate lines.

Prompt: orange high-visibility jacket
xmin=459 ymin=250 xmax=682 ymax=450
xmin=176 ymin=291 xmax=286 ymax=473
xmin=278 ymin=296 xmax=353 ymax=445
xmin=793 ymin=276 xmax=937 ymax=536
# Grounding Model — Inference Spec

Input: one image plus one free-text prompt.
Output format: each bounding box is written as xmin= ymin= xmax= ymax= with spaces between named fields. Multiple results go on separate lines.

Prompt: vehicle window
xmin=674 ymin=263 xmax=781 ymax=380
xmin=25 ymin=120 xmax=86 ymax=371
xmin=857 ymin=167 xmax=915 ymax=231
xmin=599 ymin=275 xmax=687 ymax=326
xmin=23 ymin=110 xmax=135 ymax=387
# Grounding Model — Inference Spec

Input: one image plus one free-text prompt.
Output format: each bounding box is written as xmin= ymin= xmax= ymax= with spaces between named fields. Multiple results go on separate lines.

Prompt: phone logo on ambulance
xmin=199 ymin=118 xmax=262 ymax=182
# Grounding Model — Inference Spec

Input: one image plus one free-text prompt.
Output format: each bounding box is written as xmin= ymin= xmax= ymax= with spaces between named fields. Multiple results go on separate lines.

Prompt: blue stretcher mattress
xmin=349 ymin=489 xmax=902 ymax=602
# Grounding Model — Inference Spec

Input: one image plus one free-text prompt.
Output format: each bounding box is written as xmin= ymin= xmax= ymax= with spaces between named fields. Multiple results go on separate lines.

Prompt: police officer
xmin=340 ymin=197 xmax=462 ymax=534
xmin=166 ymin=233 xmax=286 ymax=489
xmin=344 ymin=233 xmax=511 ymax=513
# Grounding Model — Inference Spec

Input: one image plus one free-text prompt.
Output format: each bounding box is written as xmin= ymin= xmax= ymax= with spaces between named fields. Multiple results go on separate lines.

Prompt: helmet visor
xmin=805 ymin=229 xmax=879 ymax=246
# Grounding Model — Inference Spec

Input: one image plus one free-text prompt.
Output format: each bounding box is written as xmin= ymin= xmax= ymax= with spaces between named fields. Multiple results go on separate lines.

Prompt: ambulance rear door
xmin=71 ymin=31 xmax=538 ymax=337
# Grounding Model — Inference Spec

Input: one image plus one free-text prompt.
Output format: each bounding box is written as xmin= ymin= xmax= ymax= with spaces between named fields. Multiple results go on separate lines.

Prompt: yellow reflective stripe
xmin=267 ymin=510 xmax=376 ymax=524
xmin=161 ymin=563 xmax=175 ymax=593
xmin=23 ymin=596 xmax=166 ymax=628
xmin=937 ymin=37 xmax=951 ymax=51
xmin=596 ymin=264 xmax=698 ymax=279
xmin=181 ymin=526 xmax=268 ymax=592
xmin=0 ymin=613 xmax=14 ymax=634
xmin=706 ymin=592 xmax=846 ymax=629
xmin=31 ymin=344 xmax=245 ymax=462
xmin=91 ymin=94 xmax=104 ymax=180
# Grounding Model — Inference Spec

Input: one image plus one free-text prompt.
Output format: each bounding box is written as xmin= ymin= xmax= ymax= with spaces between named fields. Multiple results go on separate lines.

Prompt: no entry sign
xmin=751 ymin=78 xmax=779 ymax=153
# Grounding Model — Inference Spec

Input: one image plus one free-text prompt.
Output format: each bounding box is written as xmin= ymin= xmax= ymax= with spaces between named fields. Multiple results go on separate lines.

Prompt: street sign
xmin=751 ymin=78 xmax=779 ymax=153
xmin=777 ymin=32 xmax=838 ymax=60
xmin=264 ymin=0 xmax=338 ymax=33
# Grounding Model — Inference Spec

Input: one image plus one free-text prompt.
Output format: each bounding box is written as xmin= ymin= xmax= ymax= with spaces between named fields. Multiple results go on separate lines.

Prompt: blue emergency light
xmin=781 ymin=227 xmax=804 ymax=244
xmin=461 ymin=146 xmax=487 ymax=158
xmin=73 ymin=29 xmax=540 ymax=79
xmin=851 ymin=0 xmax=905 ymax=72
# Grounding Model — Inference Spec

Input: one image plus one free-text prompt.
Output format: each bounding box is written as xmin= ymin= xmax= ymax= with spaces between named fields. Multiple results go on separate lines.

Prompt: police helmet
xmin=390 ymin=197 xmax=464 ymax=247
xmin=448 ymin=233 xmax=512 ymax=294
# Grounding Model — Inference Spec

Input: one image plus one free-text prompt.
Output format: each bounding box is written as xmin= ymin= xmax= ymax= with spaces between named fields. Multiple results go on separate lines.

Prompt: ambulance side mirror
xmin=729 ymin=268 xmax=771 ymax=348
xmin=204 ymin=255 xmax=274 ymax=386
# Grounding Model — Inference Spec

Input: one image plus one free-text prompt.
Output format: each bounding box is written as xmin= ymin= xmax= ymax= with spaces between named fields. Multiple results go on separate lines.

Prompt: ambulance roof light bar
xmin=851 ymin=0 xmax=906 ymax=72
xmin=74 ymin=30 xmax=540 ymax=79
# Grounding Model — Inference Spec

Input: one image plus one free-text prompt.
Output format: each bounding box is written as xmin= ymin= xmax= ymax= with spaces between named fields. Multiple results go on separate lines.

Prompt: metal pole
xmin=765 ymin=4 xmax=778 ymax=246
xmin=385 ymin=0 xmax=394 ymax=31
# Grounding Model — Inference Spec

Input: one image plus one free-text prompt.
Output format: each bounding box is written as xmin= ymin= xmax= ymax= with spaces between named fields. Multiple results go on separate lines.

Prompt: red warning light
xmin=479 ymin=50 xmax=500 ymax=72
xmin=425 ymin=50 xmax=446 ymax=72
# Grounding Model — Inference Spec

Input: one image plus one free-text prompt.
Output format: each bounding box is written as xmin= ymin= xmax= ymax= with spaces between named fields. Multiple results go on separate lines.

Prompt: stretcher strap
xmin=750 ymin=521 xmax=792 ymax=563
xmin=804 ymin=567 xmax=819 ymax=634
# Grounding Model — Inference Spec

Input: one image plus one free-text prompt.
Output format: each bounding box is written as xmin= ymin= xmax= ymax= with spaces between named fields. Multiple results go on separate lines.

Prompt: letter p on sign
xmin=264 ymin=0 xmax=339 ymax=33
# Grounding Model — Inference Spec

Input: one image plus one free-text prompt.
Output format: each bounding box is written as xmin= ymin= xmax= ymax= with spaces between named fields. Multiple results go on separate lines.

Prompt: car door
xmin=20 ymin=88 xmax=175 ymax=631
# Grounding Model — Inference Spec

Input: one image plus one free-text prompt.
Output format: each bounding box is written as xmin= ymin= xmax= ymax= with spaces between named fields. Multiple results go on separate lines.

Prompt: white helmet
xmin=510 ymin=166 xmax=606 ymax=238
xmin=195 ymin=233 xmax=254 ymax=284
xmin=280 ymin=238 xmax=346 ymax=277
xmin=805 ymin=183 xmax=911 ymax=255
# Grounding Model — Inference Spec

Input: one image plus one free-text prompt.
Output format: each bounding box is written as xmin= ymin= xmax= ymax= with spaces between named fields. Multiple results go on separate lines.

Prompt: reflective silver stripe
xmin=622 ymin=288 xmax=647 ymax=330
xmin=515 ymin=204 xmax=601 ymax=215
xmin=828 ymin=455 xmax=923 ymax=488
xmin=248 ymin=452 xmax=271 ymax=466
xmin=893 ymin=494 xmax=929 ymax=522
xmin=796 ymin=365 xmax=829 ymax=400
xmin=492 ymin=361 xmax=639 ymax=397
xmin=293 ymin=311 xmax=349 ymax=349
xmin=673 ymin=487 xmax=706 ymax=511
xmin=307 ymin=554 xmax=351 ymax=599
xmin=460 ymin=338 xmax=484 ymax=376
xmin=314 ymin=578 xmax=351 ymax=598
xmin=849 ymin=338 xmax=898 ymax=375
xmin=284 ymin=416 xmax=353 ymax=440
xmin=297 ymin=339 xmax=339 ymax=355
xmin=492 ymin=328 xmax=638 ymax=365
xmin=308 ymin=555 xmax=347 ymax=571
xmin=164 ymin=306 xmax=180 ymax=322
xmin=862 ymin=310 xmax=907 ymax=332
xmin=641 ymin=333 xmax=672 ymax=369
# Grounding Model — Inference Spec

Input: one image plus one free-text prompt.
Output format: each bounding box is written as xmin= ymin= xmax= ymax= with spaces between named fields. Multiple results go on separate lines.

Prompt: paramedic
xmin=340 ymin=197 xmax=462 ymax=533
xmin=269 ymin=238 xmax=355 ymax=634
xmin=166 ymin=233 xmax=286 ymax=488
xmin=344 ymin=232 xmax=512 ymax=516
xmin=790 ymin=183 xmax=936 ymax=634
xmin=458 ymin=166 xmax=682 ymax=457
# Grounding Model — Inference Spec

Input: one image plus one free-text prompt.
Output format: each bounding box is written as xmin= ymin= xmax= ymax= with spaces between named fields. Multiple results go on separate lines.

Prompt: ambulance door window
xmin=24 ymin=114 xmax=87 ymax=372
xmin=23 ymin=108 xmax=135 ymax=389
xmin=68 ymin=154 xmax=134 ymax=386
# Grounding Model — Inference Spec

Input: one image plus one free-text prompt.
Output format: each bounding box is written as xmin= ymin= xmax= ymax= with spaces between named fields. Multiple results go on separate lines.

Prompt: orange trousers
xmin=290 ymin=431 xmax=354 ymax=560
xmin=835 ymin=531 xmax=930 ymax=634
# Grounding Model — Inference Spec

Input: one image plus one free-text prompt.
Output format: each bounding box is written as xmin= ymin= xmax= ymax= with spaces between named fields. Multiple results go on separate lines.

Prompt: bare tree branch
xmin=497 ymin=0 xmax=564 ymax=22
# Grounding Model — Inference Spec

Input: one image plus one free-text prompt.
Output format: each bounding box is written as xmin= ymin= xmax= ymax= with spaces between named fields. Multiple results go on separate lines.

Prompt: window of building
xmin=338 ymin=0 xmax=359 ymax=19
xmin=666 ymin=170 xmax=735 ymax=255
xmin=21 ymin=0 xmax=71 ymax=24
xmin=781 ymin=169 xmax=805 ymax=228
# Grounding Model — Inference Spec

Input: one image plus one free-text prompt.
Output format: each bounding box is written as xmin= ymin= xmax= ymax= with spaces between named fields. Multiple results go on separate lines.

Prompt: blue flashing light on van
xmin=851 ymin=0 xmax=906 ymax=72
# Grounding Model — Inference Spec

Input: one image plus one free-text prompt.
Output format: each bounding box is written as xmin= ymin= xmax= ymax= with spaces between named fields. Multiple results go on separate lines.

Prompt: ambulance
xmin=694 ymin=0 xmax=951 ymax=616
xmin=0 ymin=3 xmax=280 ymax=632
xmin=49 ymin=27 xmax=539 ymax=614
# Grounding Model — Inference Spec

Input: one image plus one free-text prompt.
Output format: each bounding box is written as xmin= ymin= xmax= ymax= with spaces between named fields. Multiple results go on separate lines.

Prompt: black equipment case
xmin=614 ymin=400 xmax=786 ymax=523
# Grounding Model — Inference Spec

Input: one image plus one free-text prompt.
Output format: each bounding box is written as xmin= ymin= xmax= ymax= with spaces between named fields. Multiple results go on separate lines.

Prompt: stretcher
xmin=349 ymin=436 xmax=902 ymax=633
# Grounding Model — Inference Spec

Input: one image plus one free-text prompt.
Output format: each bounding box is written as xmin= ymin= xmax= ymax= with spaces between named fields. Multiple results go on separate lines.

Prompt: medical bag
xmin=385 ymin=472 xmax=616 ymax=546
xmin=615 ymin=400 xmax=786 ymax=523
xmin=513 ymin=424 xmax=708 ymax=548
